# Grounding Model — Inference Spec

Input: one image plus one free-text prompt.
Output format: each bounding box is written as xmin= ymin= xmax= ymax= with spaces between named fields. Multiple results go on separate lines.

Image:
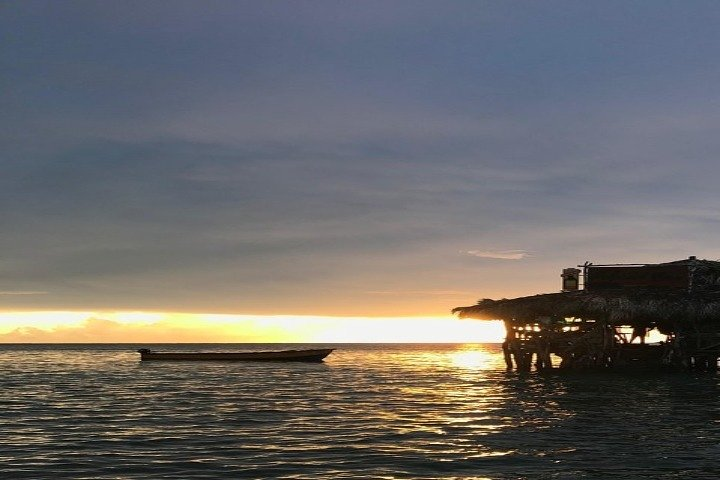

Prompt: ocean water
xmin=1 ymin=343 xmax=719 ymax=479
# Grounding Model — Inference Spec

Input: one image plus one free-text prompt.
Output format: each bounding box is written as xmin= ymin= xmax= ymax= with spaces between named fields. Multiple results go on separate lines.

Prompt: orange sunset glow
xmin=0 ymin=312 xmax=506 ymax=344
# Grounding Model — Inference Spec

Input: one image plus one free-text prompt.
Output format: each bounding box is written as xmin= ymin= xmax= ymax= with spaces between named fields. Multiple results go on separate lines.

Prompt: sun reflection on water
xmin=448 ymin=347 xmax=499 ymax=370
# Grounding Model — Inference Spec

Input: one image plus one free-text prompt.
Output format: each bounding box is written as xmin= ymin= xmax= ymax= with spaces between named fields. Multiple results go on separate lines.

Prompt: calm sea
xmin=1 ymin=343 xmax=719 ymax=479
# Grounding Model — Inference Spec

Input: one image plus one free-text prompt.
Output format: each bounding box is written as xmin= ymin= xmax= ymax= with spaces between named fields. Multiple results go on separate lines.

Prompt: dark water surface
xmin=1 ymin=343 xmax=719 ymax=479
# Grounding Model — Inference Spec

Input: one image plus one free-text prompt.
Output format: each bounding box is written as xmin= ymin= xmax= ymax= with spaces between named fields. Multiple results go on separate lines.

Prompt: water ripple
xmin=1 ymin=343 xmax=719 ymax=479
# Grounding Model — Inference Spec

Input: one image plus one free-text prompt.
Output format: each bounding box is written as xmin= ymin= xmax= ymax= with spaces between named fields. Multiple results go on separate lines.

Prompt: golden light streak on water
xmin=448 ymin=348 xmax=499 ymax=370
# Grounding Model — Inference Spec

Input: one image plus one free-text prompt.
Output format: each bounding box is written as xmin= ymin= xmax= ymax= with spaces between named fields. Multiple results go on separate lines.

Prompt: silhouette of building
xmin=453 ymin=257 xmax=720 ymax=371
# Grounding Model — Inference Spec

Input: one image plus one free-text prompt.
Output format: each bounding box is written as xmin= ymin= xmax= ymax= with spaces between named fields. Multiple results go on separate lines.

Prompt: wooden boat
xmin=137 ymin=348 xmax=333 ymax=362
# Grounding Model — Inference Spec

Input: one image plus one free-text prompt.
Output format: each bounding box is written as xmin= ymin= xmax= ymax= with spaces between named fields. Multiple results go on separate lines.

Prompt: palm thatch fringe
xmin=452 ymin=290 xmax=720 ymax=332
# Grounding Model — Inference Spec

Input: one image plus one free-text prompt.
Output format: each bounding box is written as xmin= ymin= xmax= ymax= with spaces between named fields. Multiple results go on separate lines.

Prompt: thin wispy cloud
xmin=465 ymin=250 xmax=530 ymax=260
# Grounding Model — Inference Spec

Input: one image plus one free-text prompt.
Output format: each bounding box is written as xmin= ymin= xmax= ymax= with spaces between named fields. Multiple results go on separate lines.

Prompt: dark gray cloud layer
xmin=3 ymin=1 xmax=720 ymax=314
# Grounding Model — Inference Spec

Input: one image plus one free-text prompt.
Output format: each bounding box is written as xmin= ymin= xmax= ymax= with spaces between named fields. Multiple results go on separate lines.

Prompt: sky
xmin=3 ymin=1 xmax=720 ymax=341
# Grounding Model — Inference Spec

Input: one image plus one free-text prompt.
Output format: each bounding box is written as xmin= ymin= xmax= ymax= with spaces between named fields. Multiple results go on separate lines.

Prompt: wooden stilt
xmin=502 ymin=340 xmax=513 ymax=370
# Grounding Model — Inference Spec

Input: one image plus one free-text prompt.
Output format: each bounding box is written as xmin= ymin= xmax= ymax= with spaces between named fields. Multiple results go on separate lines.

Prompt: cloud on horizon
xmin=0 ymin=317 xmax=299 ymax=343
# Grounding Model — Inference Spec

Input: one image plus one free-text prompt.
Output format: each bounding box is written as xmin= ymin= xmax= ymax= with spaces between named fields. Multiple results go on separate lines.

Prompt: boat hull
xmin=137 ymin=348 xmax=333 ymax=362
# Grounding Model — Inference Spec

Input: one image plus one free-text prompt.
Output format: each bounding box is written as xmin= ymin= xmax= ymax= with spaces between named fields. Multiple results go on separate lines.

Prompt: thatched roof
xmin=452 ymin=290 xmax=720 ymax=330
xmin=453 ymin=258 xmax=720 ymax=333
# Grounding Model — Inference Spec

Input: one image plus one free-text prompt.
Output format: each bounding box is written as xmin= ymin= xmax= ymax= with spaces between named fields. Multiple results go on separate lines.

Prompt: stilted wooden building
xmin=453 ymin=256 xmax=720 ymax=371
